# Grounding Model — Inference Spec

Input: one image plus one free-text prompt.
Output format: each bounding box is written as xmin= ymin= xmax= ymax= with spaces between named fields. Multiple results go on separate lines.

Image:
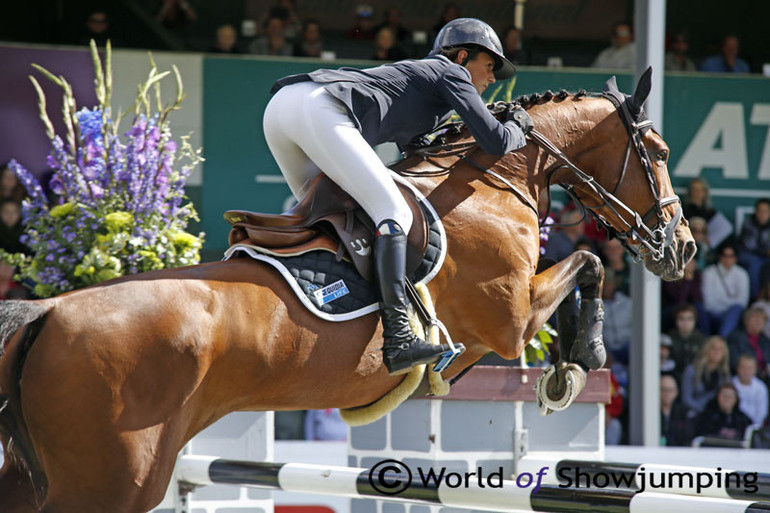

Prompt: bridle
xmin=532 ymin=91 xmax=682 ymax=262
xmin=401 ymin=91 xmax=682 ymax=262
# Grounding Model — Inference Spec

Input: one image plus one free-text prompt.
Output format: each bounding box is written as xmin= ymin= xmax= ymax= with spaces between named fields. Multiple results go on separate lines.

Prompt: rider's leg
xmin=264 ymin=83 xmax=323 ymax=200
xmin=263 ymin=82 xmax=452 ymax=375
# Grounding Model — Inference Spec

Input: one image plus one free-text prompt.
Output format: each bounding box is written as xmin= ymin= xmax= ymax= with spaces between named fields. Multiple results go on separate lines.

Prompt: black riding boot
xmin=375 ymin=220 xmax=452 ymax=376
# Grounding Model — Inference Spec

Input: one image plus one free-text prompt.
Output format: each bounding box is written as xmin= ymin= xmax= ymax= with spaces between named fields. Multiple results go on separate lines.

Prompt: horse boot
xmin=375 ymin=220 xmax=453 ymax=376
xmin=556 ymin=289 xmax=580 ymax=361
xmin=571 ymin=298 xmax=606 ymax=370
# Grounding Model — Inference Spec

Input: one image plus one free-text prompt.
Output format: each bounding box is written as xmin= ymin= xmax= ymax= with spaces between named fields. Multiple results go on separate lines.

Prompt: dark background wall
xmin=2 ymin=0 xmax=769 ymax=70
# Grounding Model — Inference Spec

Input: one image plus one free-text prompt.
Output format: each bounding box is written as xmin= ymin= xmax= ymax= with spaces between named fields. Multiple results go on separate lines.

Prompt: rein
xmin=402 ymin=94 xmax=682 ymax=263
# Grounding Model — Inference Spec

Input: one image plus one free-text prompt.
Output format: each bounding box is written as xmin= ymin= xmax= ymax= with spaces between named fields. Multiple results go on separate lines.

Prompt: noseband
xmin=532 ymin=93 xmax=682 ymax=262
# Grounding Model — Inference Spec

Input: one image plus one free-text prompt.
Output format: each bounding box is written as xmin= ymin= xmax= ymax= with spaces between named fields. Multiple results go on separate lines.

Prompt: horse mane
xmin=404 ymin=89 xmax=592 ymax=155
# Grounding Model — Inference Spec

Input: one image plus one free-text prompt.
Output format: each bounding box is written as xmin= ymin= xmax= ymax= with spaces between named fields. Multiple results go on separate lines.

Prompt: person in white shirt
xmin=731 ymin=354 xmax=768 ymax=428
xmin=702 ymin=244 xmax=750 ymax=337
xmin=592 ymin=21 xmax=635 ymax=69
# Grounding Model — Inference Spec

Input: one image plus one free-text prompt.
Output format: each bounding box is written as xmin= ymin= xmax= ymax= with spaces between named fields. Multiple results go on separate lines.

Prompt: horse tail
xmin=0 ymin=299 xmax=52 ymax=503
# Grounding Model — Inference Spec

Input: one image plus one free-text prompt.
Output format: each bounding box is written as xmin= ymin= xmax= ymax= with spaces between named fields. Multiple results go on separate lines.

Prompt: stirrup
xmin=430 ymin=319 xmax=465 ymax=373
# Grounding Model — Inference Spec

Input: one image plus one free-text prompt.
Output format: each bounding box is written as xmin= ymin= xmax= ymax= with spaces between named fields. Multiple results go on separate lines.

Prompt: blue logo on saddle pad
xmin=312 ymin=279 xmax=350 ymax=306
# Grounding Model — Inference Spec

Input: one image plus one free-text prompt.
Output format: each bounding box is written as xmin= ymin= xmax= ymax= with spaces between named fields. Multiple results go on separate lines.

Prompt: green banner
xmin=202 ymin=56 xmax=770 ymax=252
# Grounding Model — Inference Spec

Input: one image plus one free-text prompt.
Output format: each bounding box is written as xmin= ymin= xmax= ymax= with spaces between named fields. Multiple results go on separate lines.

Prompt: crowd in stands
xmin=66 ymin=3 xmax=763 ymax=74
xmin=539 ymin=177 xmax=770 ymax=448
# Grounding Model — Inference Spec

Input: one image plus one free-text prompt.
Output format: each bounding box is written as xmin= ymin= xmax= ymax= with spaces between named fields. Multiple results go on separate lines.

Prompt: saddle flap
xmin=225 ymin=174 xmax=430 ymax=282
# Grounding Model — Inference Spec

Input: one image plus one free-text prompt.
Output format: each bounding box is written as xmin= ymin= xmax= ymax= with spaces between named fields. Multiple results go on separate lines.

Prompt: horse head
xmin=530 ymin=68 xmax=696 ymax=281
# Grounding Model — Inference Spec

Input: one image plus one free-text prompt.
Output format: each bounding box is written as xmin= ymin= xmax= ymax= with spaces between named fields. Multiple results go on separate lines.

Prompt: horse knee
xmin=576 ymin=251 xmax=603 ymax=297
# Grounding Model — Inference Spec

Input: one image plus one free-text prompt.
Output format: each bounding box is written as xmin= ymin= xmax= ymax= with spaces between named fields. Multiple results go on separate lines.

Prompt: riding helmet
xmin=429 ymin=18 xmax=516 ymax=80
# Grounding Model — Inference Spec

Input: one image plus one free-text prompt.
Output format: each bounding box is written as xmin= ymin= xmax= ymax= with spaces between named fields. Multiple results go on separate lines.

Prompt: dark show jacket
xmin=270 ymin=55 xmax=526 ymax=155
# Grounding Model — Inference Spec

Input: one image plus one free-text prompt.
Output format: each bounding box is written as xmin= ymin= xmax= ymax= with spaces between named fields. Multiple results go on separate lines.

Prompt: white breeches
xmin=263 ymin=81 xmax=414 ymax=233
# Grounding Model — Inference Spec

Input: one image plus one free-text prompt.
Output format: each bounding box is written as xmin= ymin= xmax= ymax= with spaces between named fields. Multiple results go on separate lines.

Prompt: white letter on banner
xmin=750 ymin=104 xmax=770 ymax=180
xmin=673 ymin=102 xmax=749 ymax=179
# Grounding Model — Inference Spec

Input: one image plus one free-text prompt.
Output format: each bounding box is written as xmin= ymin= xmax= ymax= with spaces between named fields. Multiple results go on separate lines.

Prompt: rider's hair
xmin=440 ymin=46 xmax=482 ymax=66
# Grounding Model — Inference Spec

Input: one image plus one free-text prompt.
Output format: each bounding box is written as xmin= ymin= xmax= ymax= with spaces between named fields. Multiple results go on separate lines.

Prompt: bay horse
xmin=0 ymin=69 xmax=694 ymax=512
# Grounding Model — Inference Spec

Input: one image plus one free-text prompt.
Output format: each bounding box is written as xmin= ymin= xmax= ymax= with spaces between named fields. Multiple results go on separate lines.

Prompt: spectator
xmin=702 ymin=243 xmax=750 ymax=337
xmin=665 ymin=31 xmax=696 ymax=71
xmin=738 ymin=198 xmax=770 ymax=300
xmin=346 ymin=4 xmax=377 ymax=40
xmin=660 ymin=334 xmax=677 ymax=375
xmin=592 ymin=21 xmax=635 ymax=69
xmin=294 ymin=19 xmax=324 ymax=58
xmin=250 ymin=14 xmax=293 ymax=56
xmin=661 ymin=258 xmax=703 ymax=331
xmin=700 ymin=35 xmax=750 ymax=73
xmin=0 ymin=199 xmax=26 ymax=254
xmin=668 ymin=303 xmax=707 ymax=371
xmin=751 ymin=283 xmax=770 ymax=340
xmin=502 ymin=26 xmax=527 ymax=66
xmin=372 ymin=27 xmax=408 ymax=61
xmin=0 ymin=164 xmax=26 ymax=203
xmin=727 ymin=307 xmax=770 ymax=379
xmin=602 ymin=267 xmax=632 ymax=365
xmin=694 ymin=383 xmax=753 ymax=442
xmin=688 ymin=216 xmax=713 ymax=270
xmin=731 ymin=354 xmax=768 ymax=428
xmin=601 ymin=238 xmax=630 ymax=295
xmin=156 ymin=0 xmax=197 ymax=30
xmin=542 ymin=208 xmax=584 ymax=262
xmin=682 ymin=178 xmax=716 ymax=221
xmin=209 ymin=24 xmax=239 ymax=54
xmin=80 ymin=10 xmax=113 ymax=47
xmin=270 ymin=0 xmax=302 ymax=40
xmin=431 ymin=3 xmax=460 ymax=42
xmin=377 ymin=6 xmax=411 ymax=43
xmin=660 ymin=374 xmax=692 ymax=446
xmin=680 ymin=335 xmax=731 ymax=415
xmin=305 ymin=408 xmax=348 ymax=440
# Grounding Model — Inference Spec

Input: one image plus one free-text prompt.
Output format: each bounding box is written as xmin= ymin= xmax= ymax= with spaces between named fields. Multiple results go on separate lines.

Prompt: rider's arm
xmin=438 ymin=64 xmax=526 ymax=156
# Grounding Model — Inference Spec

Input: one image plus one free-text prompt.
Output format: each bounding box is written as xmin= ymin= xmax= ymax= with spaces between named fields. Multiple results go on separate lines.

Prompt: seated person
xmin=702 ymin=243 xmax=750 ymax=337
xmin=592 ymin=21 xmax=634 ymax=69
xmin=727 ymin=306 xmax=770 ymax=380
xmin=680 ymin=336 xmax=731 ymax=415
xmin=694 ymin=383 xmax=753 ymax=442
xmin=699 ymin=35 xmax=750 ymax=73
xmin=668 ymin=303 xmax=707 ymax=371
xmin=737 ymin=198 xmax=770 ymax=300
xmin=731 ymin=354 xmax=768 ymax=428
xmin=660 ymin=374 xmax=692 ymax=446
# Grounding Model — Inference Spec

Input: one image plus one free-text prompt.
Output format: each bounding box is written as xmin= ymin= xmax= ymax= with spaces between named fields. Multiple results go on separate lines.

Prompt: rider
xmin=264 ymin=18 xmax=534 ymax=376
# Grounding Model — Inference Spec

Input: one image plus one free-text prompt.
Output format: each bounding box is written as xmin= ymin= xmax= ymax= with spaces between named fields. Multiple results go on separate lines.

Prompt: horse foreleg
xmin=0 ymin=457 xmax=39 ymax=513
xmin=526 ymin=250 xmax=605 ymax=415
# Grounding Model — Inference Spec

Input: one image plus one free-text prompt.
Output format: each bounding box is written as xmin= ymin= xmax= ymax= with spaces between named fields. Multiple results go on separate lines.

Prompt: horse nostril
xmin=682 ymin=240 xmax=696 ymax=264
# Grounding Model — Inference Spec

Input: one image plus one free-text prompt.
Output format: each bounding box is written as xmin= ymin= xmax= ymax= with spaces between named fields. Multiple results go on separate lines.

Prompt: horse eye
xmin=656 ymin=150 xmax=668 ymax=162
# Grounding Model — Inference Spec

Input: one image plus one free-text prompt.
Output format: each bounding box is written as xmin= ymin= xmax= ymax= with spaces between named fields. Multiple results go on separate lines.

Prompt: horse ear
xmin=603 ymin=76 xmax=619 ymax=93
xmin=630 ymin=66 xmax=653 ymax=114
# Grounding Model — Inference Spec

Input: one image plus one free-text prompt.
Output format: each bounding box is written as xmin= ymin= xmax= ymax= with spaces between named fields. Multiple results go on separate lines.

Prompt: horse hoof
xmin=535 ymin=362 xmax=587 ymax=416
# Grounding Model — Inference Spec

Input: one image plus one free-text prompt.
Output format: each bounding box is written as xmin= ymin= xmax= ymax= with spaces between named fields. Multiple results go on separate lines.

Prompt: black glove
xmin=504 ymin=105 xmax=534 ymax=135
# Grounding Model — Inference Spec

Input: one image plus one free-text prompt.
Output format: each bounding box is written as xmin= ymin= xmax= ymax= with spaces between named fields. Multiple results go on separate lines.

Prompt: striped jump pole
xmin=176 ymin=455 xmax=770 ymax=513
xmin=518 ymin=458 xmax=770 ymax=503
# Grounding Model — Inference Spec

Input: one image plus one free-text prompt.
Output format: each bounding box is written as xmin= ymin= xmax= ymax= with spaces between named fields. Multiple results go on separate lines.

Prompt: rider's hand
xmin=505 ymin=105 xmax=534 ymax=135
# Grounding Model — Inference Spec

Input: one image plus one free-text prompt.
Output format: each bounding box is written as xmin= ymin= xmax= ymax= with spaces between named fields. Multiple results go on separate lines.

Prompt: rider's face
xmin=463 ymin=51 xmax=496 ymax=94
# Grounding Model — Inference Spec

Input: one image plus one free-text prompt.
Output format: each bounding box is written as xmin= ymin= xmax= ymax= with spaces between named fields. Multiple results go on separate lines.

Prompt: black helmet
xmin=429 ymin=18 xmax=515 ymax=80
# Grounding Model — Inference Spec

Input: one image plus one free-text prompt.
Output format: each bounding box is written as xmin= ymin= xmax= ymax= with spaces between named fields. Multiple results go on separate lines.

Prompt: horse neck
xmin=526 ymin=96 xmax=621 ymax=187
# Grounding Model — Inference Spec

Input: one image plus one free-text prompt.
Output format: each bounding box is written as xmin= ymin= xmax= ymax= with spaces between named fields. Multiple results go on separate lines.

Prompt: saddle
xmin=224 ymin=174 xmax=429 ymax=282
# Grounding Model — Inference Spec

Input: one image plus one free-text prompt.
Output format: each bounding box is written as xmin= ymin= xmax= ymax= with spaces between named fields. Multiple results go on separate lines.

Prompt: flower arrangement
xmin=1 ymin=41 xmax=204 ymax=298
